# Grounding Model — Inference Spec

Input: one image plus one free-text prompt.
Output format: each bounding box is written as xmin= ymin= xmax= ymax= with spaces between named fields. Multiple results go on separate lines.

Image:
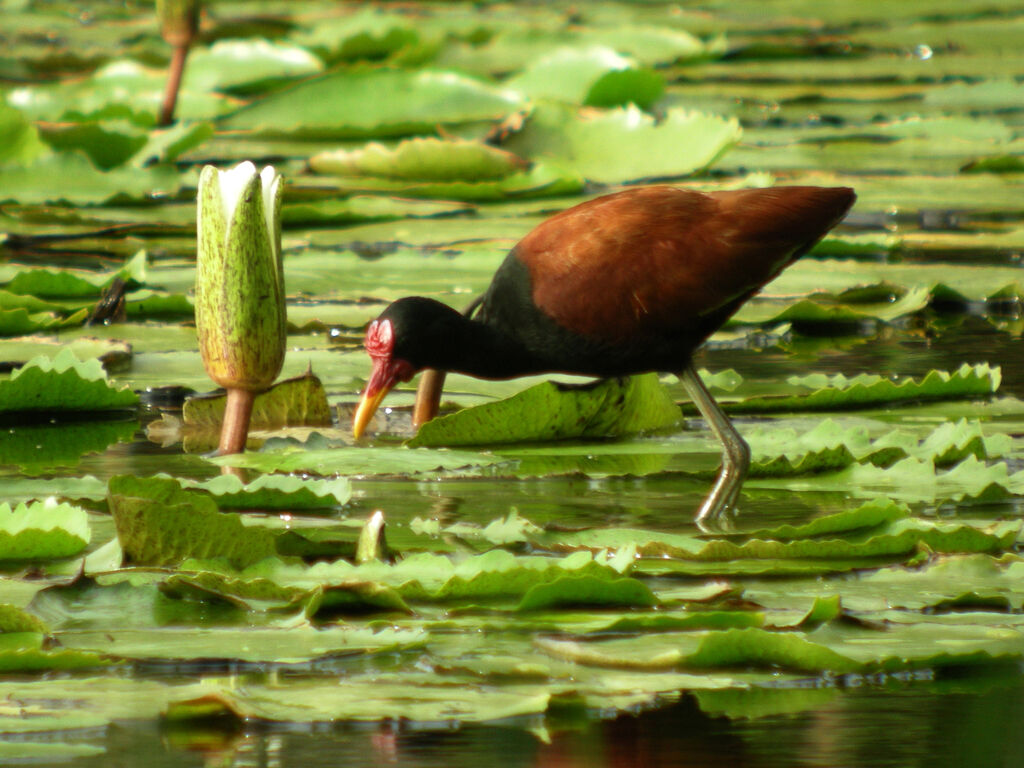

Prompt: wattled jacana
xmin=353 ymin=185 xmax=856 ymax=522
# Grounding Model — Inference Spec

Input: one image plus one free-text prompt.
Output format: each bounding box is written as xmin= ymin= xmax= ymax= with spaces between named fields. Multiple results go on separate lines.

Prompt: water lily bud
xmin=195 ymin=161 xmax=285 ymax=393
xmin=157 ymin=0 xmax=199 ymax=48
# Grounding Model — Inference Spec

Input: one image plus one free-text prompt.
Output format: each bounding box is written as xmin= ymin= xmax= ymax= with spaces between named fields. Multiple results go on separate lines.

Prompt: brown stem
xmin=413 ymin=369 xmax=446 ymax=428
xmin=218 ymin=387 xmax=256 ymax=455
xmin=220 ymin=464 xmax=247 ymax=481
xmin=159 ymin=43 xmax=190 ymax=126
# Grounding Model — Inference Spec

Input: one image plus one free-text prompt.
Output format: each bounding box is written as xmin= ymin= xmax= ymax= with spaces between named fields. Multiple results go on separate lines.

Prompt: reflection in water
xmin=47 ymin=675 xmax=1022 ymax=768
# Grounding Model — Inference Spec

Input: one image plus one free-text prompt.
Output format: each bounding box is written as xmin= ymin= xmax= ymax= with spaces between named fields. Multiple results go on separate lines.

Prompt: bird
xmin=352 ymin=184 xmax=856 ymax=523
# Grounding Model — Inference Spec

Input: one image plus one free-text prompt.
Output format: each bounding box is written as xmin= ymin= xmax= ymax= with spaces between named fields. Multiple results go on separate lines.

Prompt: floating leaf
xmin=183 ymin=371 xmax=332 ymax=429
xmin=209 ymin=442 xmax=503 ymax=476
xmin=107 ymin=475 xmax=277 ymax=569
xmin=0 ymin=348 xmax=139 ymax=414
xmin=58 ymin=625 xmax=426 ymax=664
xmin=502 ymin=103 xmax=741 ymax=183
xmin=282 ymin=195 xmax=473 ymax=225
xmin=507 ymin=46 xmax=663 ymax=109
xmin=311 ymin=137 xmax=527 ymax=181
xmin=7 ymin=60 xmax=232 ymax=122
xmin=410 ymin=374 xmax=681 ymax=447
xmin=2 ymin=250 xmax=147 ymax=299
xmin=183 ymin=39 xmax=324 ymax=94
xmin=221 ymin=68 xmax=524 ymax=138
xmin=0 ymin=101 xmax=49 ymax=165
xmin=0 ymin=632 xmax=111 ymax=673
xmin=180 ymin=473 xmax=352 ymax=511
xmin=0 ymin=604 xmax=48 ymax=633
xmin=724 ymin=364 xmax=1000 ymax=415
xmin=0 ymin=498 xmax=90 ymax=561
xmin=313 ymin=160 xmax=584 ymax=200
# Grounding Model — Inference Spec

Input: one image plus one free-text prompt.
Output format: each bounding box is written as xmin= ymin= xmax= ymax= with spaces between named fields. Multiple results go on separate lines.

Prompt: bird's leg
xmin=413 ymin=369 xmax=447 ymax=428
xmin=679 ymin=364 xmax=751 ymax=525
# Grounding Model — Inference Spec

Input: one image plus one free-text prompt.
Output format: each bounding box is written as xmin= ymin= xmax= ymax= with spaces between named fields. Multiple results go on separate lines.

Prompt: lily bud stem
xmin=218 ymin=387 xmax=257 ymax=455
xmin=159 ymin=43 xmax=190 ymax=126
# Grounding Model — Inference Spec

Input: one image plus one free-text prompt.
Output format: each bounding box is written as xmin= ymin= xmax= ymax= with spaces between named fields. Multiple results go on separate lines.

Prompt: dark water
xmin=31 ymin=673 xmax=1024 ymax=768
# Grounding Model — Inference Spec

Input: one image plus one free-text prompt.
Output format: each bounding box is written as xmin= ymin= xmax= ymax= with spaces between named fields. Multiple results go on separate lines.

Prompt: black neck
xmin=430 ymin=314 xmax=551 ymax=379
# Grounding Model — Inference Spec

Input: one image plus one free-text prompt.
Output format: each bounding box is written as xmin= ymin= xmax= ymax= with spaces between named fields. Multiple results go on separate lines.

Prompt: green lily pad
xmin=0 ymin=348 xmax=139 ymax=414
xmin=0 ymin=101 xmax=49 ymax=165
xmin=221 ymin=68 xmax=525 ymax=138
xmin=507 ymin=46 xmax=663 ymax=109
xmin=502 ymin=102 xmax=741 ymax=183
xmin=0 ymin=499 xmax=90 ymax=561
xmin=311 ymin=137 xmax=527 ymax=181
xmin=183 ymin=39 xmax=324 ymax=94
xmin=107 ymin=475 xmax=278 ymax=569
xmin=182 ymin=371 xmax=332 ymax=429
xmin=409 ymin=374 xmax=681 ymax=447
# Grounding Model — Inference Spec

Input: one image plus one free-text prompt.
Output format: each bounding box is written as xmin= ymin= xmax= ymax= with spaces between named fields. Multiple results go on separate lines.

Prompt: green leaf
xmin=183 ymin=39 xmax=324 ymax=94
xmin=0 ymin=499 xmax=90 ymax=561
xmin=748 ymin=498 xmax=908 ymax=541
xmin=0 ymin=100 xmax=49 ymax=165
xmin=221 ymin=68 xmax=525 ymax=138
xmin=0 ymin=151 xmax=184 ymax=205
xmin=0 ymin=633 xmax=112 ymax=673
xmin=282 ymin=194 xmax=473 ymax=225
xmin=313 ymin=160 xmax=584 ymax=201
xmin=410 ymin=374 xmax=681 ymax=447
xmin=0 ymin=603 xmax=48 ymax=633
xmin=517 ymin=573 xmax=657 ymax=611
xmin=8 ymin=59 xmax=232 ymax=122
xmin=39 ymin=119 xmax=147 ymax=170
xmin=180 ymin=473 xmax=352 ymax=511
xmin=535 ymin=504 xmax=1018 ymax=563
xmin=0 ymin=348 xmax=138 ymax=414
xmin=58 ymin=625 xmax=426 ymax=664
xmin=506 ymin=46 xmax=663 ymax=109
xmin=726 ymin=364 xmax=1001 ymax=414
xmin=2 ymin=249 xmax=147 ymax=298
xmin=503 ymin=103 xmax=741 ymax=183
xmin=183 ymin=371 xmax=332 ymax=429
xmin=209 ymin=442 xmax=503 ymax=476
xmin=311 ymin=137 xmax=527 ymax=181
xmin=685 ymin=628 xmax=863 ymax=673
xmin=107 ymin=475 xmax=277 ymax=569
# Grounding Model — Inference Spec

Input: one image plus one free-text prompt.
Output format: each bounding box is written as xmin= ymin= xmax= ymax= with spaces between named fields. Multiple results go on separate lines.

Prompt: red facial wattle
xmin=353 ymin=319 xmax=417 ymax=439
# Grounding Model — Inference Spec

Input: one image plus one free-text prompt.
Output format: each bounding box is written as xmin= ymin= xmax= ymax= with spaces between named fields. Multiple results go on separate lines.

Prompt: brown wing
xmin=515 ymin=185 xmax=855 ymax=346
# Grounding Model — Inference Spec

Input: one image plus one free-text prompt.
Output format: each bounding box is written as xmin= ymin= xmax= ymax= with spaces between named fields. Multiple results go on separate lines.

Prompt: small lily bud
xmin=195 ymin=161 xmax=286 ymax=454
xmin=157 ymin=0 xmax=200 ymax=48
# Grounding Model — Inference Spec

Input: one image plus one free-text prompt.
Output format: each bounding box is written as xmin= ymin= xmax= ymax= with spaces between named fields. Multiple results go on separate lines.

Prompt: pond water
xmin=5 ymin=0 xmax=1024 ymax=765
xmin=24 ymin=673 xmax=1024 ymax=768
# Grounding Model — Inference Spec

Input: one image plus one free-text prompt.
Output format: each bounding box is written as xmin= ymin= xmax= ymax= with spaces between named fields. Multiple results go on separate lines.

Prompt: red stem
xmin=218 ymin=388 xmax=256 ymax=455
xmin=159 ymin=43 xmax=189 ymax=126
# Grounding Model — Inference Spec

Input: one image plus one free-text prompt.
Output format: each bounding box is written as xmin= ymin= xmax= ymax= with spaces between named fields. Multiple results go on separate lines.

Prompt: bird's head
xmin=352 ymin=297 xmax=462 ymax=439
